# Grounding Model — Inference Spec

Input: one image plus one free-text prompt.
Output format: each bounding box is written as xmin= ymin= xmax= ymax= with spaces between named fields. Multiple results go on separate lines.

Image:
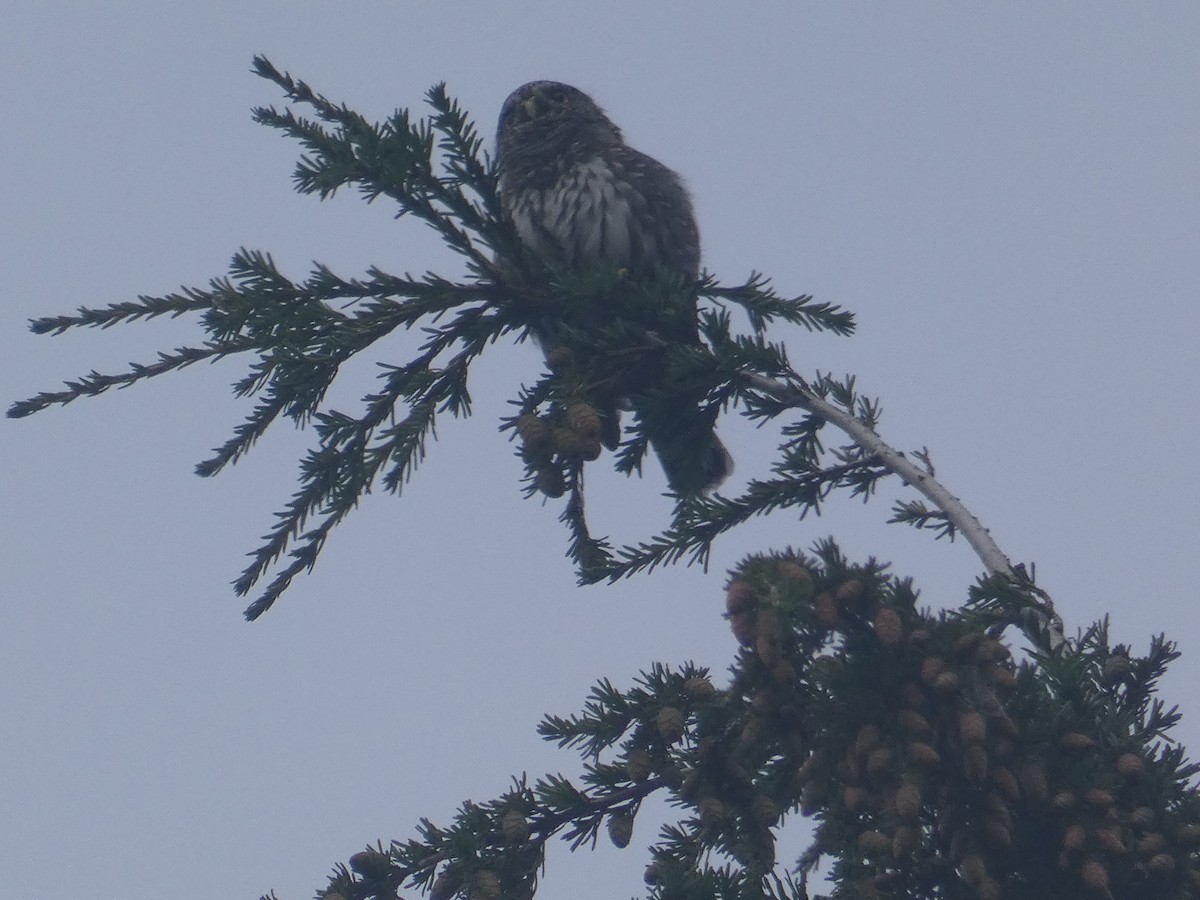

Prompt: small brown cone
xmin=754 ymin=607 xmax=782 ymax=668
xmin=553 ymin=426 xmax=587 ymax=457
xmin=1093 ymin=827 xmax=1126 ymax=855
xmin=1137 ymin=833 xmax=1166 ymax=856
xmin=348 ymin=850 xmax=388 ymax=876
xmin=501 ymin=811 xmax=530 ymax=844
xmin=963 ymin=745 xmax=989 ymax=783
xmin=625 ymin=749 xmax=652 ymax=782
xmin=516 ymin=413 xmax=552 ymax=451
xmin=1129 ymin=807 xmax=1155 ymax=829
xmin=1079 ymin=859 xmax=1108 ymax=891
xmin=799 ymin=785 xmax=820 ymax=816
xmin=983 ymin=792 xmax=1012 ymax=828
xmin=1176 ymin=823 xmax=1200 ymax=844
xmin=835 ymin=578 xmax=864 ymax=605
xmin=656 ymin=707 xmax=686 ymax=744
xmin=1084 ymin=787 xmax=1114 ymax=810
xmin=987 ymin=665 xmax=1019 ymax=690
xmin=989 ymin=766 xmax=1020 ymax=801
xmin=1147 ymin=853 xmax=1175 ymax=874
xmin=959 ymin=854 xmax=987 ymax=886
xmin=578 ymin=437 xmax=602 ymax=461
xmin=1062 ymin=824 xmax=1086 ymax=852
xmin=894 ymin=782 xmax=922 ymax=821
xmin=919 ymin=656 xmax=946 ymax=685
xmin=854 ymin=724 xmax=882 ymax=759
xmin=728 ymin=611 xmax=755 ymax=645
xmin=795 ymin=750 xmax=823 ymax=784
xmin=683 ymin=676 xmax=717 ymax=701
xmin=545 ymin=346 xmax=574 ymax=371
xmin=873 ymin=607 xmax=904 ymax=645
xmin=1103 ymin=654 xmax=1132 ymax=682
xmin=958 ymin=710 xmax=987 ymax=744
xmin=1116 ymin=752 xmax=1145 ymax=777
xmin=866 ymin=747 xmax=894 ymax=779
xmin=752 ymin=795 xmax=779 ymax=826
xmin=1052 ymin=791 xmax=1077 ymax=811
xmin=1018 ymin=763 xmax=1049 ymax=804
xmin=430 ymin=871 xmax=460 ymax=900
xmin=1060 ymin=731 xmax=1096 ymax=751
xmin=953 ymin=631 xmax=984 ymax=658
xmin=643 ymin=861 xmax=663 ymax=886
xmin=976 ymin=637 xmax=1007 ymax=663
xmin=470 ymin=870 xmax=501 ymax=900
xmin=739 ymin=716 xmax=762 ymax=745
xmin=896 ymin=709 xmax=932 ymax=737
xmin=536 ymin=468 xmax=566 ymax=498
xmin=843 ymin=785 xmax=869 ymax=812
xmin=892 ymin=825 xmax=919 ymax=859
xmin=565 ymin=403 xmax=602 ymax=439
xmin=814 ymin=591 xmax=839 ymax=627
xmin=607 ymin=814 xmax=634 ymax=849
xmin=908 ymin=741 xmax=941 ymax=769
xmin=778 ymin=561 xmax=811 ymax=583
xmin=698 ymin=797 xmax=725 ymax=825
xmin=932 ymin=671 xmax=961 ymax=694
xmin=725 ymin=580 xmax=754 ymax=615
xmin=857 ymin=830 xmax=892 ymax=856
xmin=900 ymin=681 xmax=928 ymax=709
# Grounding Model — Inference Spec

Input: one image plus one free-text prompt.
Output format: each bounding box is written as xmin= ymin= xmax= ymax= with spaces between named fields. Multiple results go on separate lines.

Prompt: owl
xmin=495 ymin=81 xmax=731 ymax=494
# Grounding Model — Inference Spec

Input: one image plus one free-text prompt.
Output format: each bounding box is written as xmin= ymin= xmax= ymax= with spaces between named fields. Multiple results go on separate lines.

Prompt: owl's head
xmin=495 ymin=81 xmax=623 ymax=163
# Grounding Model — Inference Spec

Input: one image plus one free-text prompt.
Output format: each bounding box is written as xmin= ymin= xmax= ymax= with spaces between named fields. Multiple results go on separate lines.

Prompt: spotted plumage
xmin=495 ymin=81 xmax=731 ymax=494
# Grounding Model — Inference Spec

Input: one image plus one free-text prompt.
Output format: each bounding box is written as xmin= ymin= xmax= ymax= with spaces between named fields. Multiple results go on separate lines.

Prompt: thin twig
xmin=741 ymin=371 xmax=1066 ymax=651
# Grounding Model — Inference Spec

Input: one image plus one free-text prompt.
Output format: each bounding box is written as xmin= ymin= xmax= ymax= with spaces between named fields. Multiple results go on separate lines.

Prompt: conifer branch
xmin=304 ymin=551 xmax=1200 ymax=900
xmin=8 ymin=58 xmax=1057 ymax=652
xmin=6 ymin=339 xmax=260 ymax=418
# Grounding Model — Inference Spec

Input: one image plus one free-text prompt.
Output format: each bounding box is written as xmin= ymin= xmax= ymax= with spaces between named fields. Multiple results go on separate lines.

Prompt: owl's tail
xmin=637 ymin=397 xmax=733 ymax=496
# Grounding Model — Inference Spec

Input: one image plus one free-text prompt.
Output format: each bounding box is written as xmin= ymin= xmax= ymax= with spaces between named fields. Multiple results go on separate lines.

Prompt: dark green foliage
xmin=287 ymin=547 xmax=1200 ymax=900
xmin=9 ymin=56 xmax=859 ymax=619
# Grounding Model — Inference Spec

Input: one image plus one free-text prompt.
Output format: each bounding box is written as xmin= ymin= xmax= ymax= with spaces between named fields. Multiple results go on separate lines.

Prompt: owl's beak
xmin=520 ymin=95 xmax=541 ymax=120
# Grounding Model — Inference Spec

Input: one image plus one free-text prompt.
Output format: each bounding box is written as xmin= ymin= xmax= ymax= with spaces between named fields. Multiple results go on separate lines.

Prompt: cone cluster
xmin=515 ymin=402 xmax=607 ymax=497
xmin=721 ymin=555 xmax=1200 ymax=898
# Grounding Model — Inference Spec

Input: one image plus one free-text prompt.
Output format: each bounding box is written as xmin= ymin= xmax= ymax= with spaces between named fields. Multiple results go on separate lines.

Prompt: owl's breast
xmin=507 ymin=157 xmax=657 ymax=274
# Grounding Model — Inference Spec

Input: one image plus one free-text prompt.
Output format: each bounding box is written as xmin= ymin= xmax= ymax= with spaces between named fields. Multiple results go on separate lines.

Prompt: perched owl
xmin=495 ymin=81 xmax=731 ymax=494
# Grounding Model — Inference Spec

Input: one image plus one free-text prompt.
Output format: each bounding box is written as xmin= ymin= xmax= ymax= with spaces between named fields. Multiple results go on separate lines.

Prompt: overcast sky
xmin=4 ymin=4 xmax=1199 ymax=899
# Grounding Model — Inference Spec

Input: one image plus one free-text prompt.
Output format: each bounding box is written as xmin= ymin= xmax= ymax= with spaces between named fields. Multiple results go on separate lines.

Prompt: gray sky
xmin=4 ymin=4 xmax=1199 ymax=898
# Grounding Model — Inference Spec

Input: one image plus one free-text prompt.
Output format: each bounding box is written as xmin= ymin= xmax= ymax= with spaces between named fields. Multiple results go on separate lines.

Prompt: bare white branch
xmin=741 ymin=371 xmax=1066 ymax=651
